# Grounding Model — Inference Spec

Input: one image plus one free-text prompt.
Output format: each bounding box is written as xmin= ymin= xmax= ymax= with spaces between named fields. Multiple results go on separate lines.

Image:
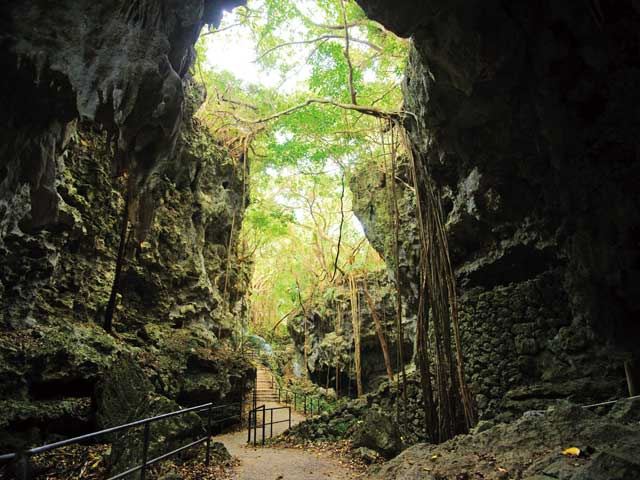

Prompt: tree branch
xmin=201 ymin=22 xmax=243 ymax=36
xmin=255 ymin=34 xmax=382 ymax=62
xmin=237 ymin=98 xmax=408 ymax=125
xmin=331 ymin=172 xmax=346 ymax=282
xmin=309 ymin=19 xmax=367 ymax=30
xmin=341 ymin=0 xmax=357 ymax=105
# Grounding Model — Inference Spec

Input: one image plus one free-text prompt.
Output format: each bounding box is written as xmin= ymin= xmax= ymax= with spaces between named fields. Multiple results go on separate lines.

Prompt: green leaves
xmin=245 ymin=204 xmax=292 ymax=238
xmin=195 ymin=0 xmax=407 ymax=336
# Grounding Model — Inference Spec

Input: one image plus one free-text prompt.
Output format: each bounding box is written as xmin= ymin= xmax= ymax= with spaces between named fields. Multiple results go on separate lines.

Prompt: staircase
xmin=254 ymin=365 xmax=279 ymax=403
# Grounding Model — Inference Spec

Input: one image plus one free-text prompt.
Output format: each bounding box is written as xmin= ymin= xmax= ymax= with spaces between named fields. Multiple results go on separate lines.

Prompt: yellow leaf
xmin=562 ymin=447 xmax=581 ymax=457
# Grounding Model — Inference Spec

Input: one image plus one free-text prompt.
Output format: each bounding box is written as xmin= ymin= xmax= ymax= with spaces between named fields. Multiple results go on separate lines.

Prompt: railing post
xmin=253 ymin=408 xmax=258 ymax=447
xmin=140 ymin=422 xmax=151 ymax=480
xmin=294 ymin=393 xmax=297 ymax=410
xmin=270 ymin=409 xmax=273 ymax=438
xmin=253 ymin=369 xmax=257 ymax=411
xmin=247 ymin=409 xmax=252 ymax=444
xmin=261 ymin=406 xmax=266 ymax=446
xmin=15 ymin=452 xmax=33 ymax=480
xmin=205 ymin=404 xmax=212 ymax=466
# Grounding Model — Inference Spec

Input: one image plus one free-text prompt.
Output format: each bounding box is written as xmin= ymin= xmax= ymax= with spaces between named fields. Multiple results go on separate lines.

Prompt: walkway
xmin=217 ymin=366 xmax=361 ymax=480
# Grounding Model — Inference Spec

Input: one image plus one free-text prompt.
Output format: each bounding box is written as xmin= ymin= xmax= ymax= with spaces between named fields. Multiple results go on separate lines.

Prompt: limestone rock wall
xmin=349 ymin=157 xmax=420 ymax=335
xmin=0 ymin=84 xmax=252 ymax=450
xmin=355 ymin=0 xmax=640 ymax=420
xmin=0 ymin=0 xmax=252 ymax=452
xmin=1 ymin=0 xmax=243 ymax=240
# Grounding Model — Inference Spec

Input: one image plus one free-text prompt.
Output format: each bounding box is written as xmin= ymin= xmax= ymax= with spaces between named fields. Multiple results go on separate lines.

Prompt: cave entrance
xmin=196 ymin=0 xmax=412 ymax=397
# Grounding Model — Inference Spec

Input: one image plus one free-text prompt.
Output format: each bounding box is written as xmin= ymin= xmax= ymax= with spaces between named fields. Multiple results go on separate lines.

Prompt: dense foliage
xmin=195 ymin=0 xmax=408 ymax=339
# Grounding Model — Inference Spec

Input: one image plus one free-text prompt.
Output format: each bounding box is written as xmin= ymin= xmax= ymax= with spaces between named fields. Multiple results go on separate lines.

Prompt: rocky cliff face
xmin=354 ymin=0 xmax=640 ymax=420
xmin=1 ymin=0 xmax=243 ymax=241
xmin=0 ymin=0 xmax=251 ymax=452
xmin=0 ymin=83 xmax=252 ymax=452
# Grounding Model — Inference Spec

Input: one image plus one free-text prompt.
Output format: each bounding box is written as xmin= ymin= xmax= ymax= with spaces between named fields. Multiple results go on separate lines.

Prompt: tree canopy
xmin=195 ymin=0 xmax=408 ymax=339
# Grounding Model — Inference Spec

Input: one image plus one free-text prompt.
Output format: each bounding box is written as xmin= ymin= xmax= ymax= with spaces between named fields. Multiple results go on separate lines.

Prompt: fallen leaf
xmin=562 ymin=447 xmax=581 ymax=457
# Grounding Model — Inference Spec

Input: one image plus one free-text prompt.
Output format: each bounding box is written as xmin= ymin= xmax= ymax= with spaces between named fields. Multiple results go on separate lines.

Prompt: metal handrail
xmin=247 ymin=405 xmax=292 ymax=446
xmin=1 ymin=401 xmax=243 ymax=480
xmin=269 ymin=372 xmax=336 ymax=417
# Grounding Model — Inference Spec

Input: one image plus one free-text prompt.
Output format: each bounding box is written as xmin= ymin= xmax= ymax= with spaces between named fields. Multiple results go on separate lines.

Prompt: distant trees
xmin=198 ymin=0 xmax=476 ymax=440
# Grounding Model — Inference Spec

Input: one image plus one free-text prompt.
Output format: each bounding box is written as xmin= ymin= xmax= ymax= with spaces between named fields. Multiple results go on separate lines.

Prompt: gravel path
xmin=217 ymin=402 xmax=361 ymax=480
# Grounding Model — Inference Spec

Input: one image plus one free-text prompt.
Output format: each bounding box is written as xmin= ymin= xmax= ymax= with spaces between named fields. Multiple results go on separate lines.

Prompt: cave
xmin=1 ymin=0 xmax=639 ymax=479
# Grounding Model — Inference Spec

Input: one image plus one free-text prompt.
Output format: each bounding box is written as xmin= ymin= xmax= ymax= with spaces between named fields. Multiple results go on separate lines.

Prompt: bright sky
xmin=204 ymin=12 xmax=277 ymax=87
xmin=203 ymin=2 xmax=368 ymax=236
xmin=204 ymin=5 xmax=313 ymax=92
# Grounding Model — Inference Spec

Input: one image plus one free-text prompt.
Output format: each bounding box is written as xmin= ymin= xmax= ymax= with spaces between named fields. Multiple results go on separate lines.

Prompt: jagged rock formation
xmin=0 ymin=85 xmax=252 ymax=452
xmin=0 ymin=0 xmax=252 ymax=454
xmin=288 ymin=272 xmax=413 ymax=394
xmin=353 ymin=0 xmax=640 ymax=421
xmin=372 ymin=400 xmax=640 ymax=480
xmin=1 ymin=0 xmax=243 ymax=241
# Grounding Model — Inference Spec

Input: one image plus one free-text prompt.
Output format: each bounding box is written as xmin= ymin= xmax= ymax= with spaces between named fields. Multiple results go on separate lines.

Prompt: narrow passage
xmin=217 ymin=367 xmax=361 ymax=480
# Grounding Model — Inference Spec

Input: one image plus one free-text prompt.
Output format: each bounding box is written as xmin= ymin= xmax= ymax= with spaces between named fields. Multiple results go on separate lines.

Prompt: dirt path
xmin=217 ymin=401 xmax=361 ymax=480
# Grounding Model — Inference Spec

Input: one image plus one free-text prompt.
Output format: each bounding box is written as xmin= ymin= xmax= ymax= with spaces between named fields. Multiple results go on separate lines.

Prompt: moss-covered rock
xmin=96 ymin=356 xmax=205 ymax=479
xmin=0 ymin=81 xmax=253 ymax=450
xmin=288 ymin=271 xmax=412 ymax=394
xmin=352 ymin=410 xmax=403 ymax=459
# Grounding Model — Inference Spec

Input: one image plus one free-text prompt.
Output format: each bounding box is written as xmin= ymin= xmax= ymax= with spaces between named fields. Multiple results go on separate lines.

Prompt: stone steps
xmin=251 ymin=366 xmax=280 ymax=404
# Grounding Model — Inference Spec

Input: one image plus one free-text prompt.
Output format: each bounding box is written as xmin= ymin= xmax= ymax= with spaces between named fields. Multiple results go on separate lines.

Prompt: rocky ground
xmin=285 ymin=396 xmax=640 ymax=480
xmin=283 ymin=374 xmax=430 ymax=449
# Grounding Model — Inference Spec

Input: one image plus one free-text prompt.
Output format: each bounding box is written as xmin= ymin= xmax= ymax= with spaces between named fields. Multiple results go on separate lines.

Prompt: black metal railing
xmin=0 ymin=401 xmax=243 ymax=480
xmin=267 ymin=372 xmax=336 ymax=417
xmin=246 ymin=405 xmax=292 ymax=447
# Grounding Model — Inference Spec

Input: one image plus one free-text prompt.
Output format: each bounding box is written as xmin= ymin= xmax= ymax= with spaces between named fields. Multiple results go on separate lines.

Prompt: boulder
xmin=95 ymin=356 xmax=204 ymax=479
xmin=208 ymin=441 xmax=232 ymax=463
xmin=608 ymin=398 xmax=640 ymax=424
xmin=352 ymin=410 xmax=403 ymax=459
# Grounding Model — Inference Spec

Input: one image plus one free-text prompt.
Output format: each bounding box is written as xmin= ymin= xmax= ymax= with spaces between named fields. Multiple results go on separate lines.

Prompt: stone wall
xmin=459 ymin=271 xmax=623 ymax=422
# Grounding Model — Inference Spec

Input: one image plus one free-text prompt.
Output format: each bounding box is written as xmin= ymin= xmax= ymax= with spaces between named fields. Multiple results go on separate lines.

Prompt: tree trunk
xmin=336 ymin=303 xmax=343 ymax=395
xmin=296 ymin=279 xmax=309 ymax=372
xmin=625 ymin=358 xmax=639 ymax=396
xmin=416 ymin=262 xmax=437 ymax=441
xmin=350 ymin=275 xmax=363 ymax=397
xmin=104 ymin=185 xmax=130 ymax=334
xmin=363 ymin=283 xmax=394 ymax=381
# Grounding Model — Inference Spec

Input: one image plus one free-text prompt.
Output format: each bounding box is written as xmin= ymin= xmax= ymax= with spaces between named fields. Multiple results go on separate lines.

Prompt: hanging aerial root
xmin=394 ymin=122 xmax=476 ymax=441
